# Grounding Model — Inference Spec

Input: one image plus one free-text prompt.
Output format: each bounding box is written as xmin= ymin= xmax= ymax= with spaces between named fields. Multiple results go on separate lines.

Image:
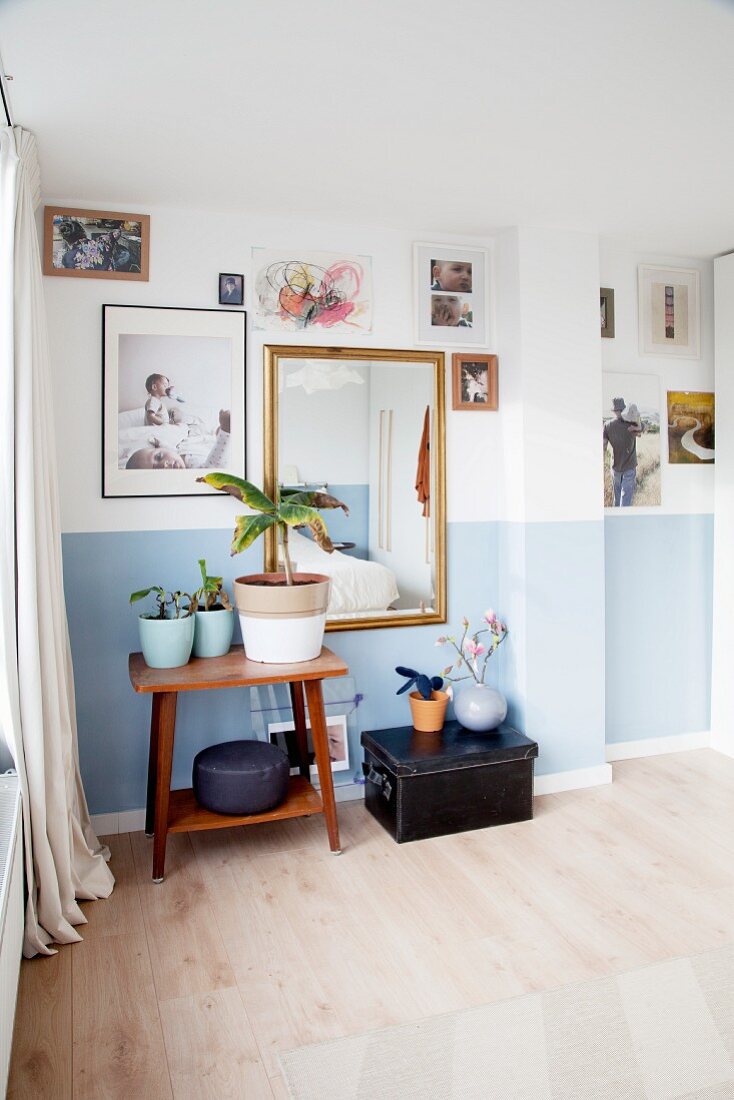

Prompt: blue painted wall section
xmin=62 ymin=522 xmax=499 ymax=814
xmin=605 ymin=513 xmax=713 ymax=742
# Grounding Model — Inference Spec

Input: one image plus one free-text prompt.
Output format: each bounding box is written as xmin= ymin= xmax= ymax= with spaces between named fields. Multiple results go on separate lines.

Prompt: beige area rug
xmin=279 ymin=944 xmax=734 ymax=1098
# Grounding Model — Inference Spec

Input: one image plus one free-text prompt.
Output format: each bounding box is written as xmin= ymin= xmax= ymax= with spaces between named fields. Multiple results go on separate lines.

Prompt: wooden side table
xmin=129 ymin=645 xmax=348 ymax=881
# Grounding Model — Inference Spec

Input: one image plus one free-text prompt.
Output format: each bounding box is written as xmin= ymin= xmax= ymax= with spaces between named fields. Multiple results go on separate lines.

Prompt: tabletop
xmin=129 ymin=644 xmax=348 ymax=694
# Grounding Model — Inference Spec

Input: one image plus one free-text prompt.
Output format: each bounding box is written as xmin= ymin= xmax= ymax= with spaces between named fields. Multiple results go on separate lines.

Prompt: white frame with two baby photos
xmin=413 ymin=242 xmax=491 ymax=347
xmin=102 ymin=304 xmax=246 ymax=497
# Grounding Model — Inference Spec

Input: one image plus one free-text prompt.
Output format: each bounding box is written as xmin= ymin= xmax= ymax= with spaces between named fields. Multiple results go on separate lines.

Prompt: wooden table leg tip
xmin=152 ymin=876 xmax=164 ymax=884
xmin=145 ymin=832 xmax=154 ymax=838
xmin=331 ymin=849 xmax=342 ymax=856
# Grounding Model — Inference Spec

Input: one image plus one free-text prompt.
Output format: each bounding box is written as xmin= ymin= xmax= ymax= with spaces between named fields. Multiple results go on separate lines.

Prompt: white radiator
xmin=0 ymin=776 xmax=22 ymax=1098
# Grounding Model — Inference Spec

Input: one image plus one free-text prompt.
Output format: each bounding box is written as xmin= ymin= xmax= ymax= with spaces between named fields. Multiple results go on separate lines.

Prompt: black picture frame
xmin=219 ymin=272 xmax=244 ymax=306
xmin=102 ymin=304 xmax=246 ymax=498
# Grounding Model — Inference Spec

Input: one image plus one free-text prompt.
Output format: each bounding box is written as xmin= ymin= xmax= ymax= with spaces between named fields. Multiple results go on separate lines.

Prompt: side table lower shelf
xmin=166 ymin=775 xmax=325 ymax=834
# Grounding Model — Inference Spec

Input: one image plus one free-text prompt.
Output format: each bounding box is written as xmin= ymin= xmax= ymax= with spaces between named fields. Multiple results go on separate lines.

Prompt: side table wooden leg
xmin=289 ymin=681 xmax=310 ymax=779
xmin=304 ymin=679 xmax=341 ymax=854
xmin=145 ymin=694 xmax=162 ymax=837
xmin=152 ymin=691 xmax=177 ymax=883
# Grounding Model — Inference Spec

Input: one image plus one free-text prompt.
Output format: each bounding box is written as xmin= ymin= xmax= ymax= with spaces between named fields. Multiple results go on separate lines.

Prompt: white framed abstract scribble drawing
xmin=253 ymin=249 xmax=373 ymax=333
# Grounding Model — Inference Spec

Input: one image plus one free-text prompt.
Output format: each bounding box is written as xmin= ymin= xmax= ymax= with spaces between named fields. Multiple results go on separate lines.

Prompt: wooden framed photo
xmin=638 ymin=264 xmax=700 ymax=358
xmin=414 ymin=242 xmax=491 ymax=346
xmin=600 ymin=288 xmax=615 ymax=338
xmin=451 ymin=353 xmax=498 ymax=410
xmin=102 ymin=305 xmax=246 ymax=498
xmin=219 ymin=272 xmax=244 ymax=306
xmin=43 ymin=206 xmax=150 ymax=280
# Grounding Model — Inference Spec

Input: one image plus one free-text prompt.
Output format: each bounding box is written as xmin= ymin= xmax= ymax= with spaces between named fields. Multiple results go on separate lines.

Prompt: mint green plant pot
xmin=193 ymin=607 xmax=234 ymax=658
xmin=138 ymin=614 xmax=194 ymax=669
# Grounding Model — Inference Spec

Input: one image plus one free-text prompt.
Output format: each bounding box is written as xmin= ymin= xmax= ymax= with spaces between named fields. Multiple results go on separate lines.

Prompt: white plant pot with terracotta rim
xmin=234 ymin=572 xmax=331 ymax=664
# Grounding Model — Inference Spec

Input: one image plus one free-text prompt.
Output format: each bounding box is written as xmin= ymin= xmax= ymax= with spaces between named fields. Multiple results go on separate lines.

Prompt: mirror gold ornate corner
xmin=264 ymin=345 xmax=446 ymax=632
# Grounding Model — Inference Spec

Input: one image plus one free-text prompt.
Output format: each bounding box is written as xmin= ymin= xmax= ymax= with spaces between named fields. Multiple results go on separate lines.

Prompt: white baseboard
xmin=91 ymin=781 xmax=366 ymax=836
xmin=605 ymin=731 xmax=711 ymax=762
xmin=533 ymin=763 xmax=613 ymax=796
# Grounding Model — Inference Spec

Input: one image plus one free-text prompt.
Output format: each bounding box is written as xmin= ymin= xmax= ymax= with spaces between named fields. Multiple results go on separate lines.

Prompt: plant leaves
xmin=231 ymin=513 xmax=278 ymax=555
xmin=278 ymin=504 xmax=334 ymax=552
xmin=129 ymin=586 xmax=163 ymax=604
xmin=281 ymin=488 xmax=350 ymax=514
xmin=197 ymin=473 xmax=276 ymax=513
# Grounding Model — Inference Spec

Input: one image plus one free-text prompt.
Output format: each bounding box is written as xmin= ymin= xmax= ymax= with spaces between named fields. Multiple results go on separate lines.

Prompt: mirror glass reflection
xmin=272 ymin=352 xmax=445 ymax=626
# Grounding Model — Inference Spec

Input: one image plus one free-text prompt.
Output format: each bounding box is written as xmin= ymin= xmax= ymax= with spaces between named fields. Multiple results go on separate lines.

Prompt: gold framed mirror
xmin=264 ymin=345 xmax=447 ymax=632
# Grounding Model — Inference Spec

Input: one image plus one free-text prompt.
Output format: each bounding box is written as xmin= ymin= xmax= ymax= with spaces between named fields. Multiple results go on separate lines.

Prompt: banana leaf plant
xmin=196 ymin=473 xmax=349 ymax=586
xmin=192 ymin=558 xmax=231 ymax=612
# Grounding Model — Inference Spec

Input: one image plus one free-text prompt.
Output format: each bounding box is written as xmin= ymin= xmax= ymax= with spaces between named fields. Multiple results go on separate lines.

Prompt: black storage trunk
xmin=361 ymin=722 xmax=538 ymax=843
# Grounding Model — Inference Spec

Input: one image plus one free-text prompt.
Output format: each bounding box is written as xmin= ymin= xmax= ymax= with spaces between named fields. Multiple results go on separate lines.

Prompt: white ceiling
xmin=2 ymin=0 xmax=733 ymax=257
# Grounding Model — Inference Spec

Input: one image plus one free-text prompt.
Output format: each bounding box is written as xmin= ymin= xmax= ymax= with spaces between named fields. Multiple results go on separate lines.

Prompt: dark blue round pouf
xmin=192 ymin=740 xmax=290 ymax=815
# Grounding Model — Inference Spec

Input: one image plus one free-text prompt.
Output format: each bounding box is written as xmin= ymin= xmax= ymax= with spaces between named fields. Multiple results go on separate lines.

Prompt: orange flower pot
xmin=408 ymin=689 xmax=449 ymax=733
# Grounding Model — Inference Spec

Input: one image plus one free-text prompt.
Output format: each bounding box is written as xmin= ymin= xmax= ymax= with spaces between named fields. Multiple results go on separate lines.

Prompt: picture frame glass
xmin=638 ymin=265 xmax=700 ymax=358
xmin=414 ymin=243 xmax=490 ymax=346
xmin=268 ymin=715 xmax=350 ymax=776
xmin=103 ymin=305 xmax=246 ymax=498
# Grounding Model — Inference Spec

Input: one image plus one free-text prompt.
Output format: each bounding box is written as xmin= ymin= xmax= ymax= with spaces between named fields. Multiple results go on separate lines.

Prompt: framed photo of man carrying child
xmin=102 ymin=305 xmax=246 ymax=498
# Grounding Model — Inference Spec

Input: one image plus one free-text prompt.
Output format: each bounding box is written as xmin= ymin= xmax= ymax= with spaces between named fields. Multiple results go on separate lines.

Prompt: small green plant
xmin=395 ymin=666 xmax=445 ymax=700
xmin=129 ymin=586 xmax=194 ymax=619
xmin=196 ymin=473 xmax=348 ymax=585
xmin=192 ymin=559 xmax=231 ymax=612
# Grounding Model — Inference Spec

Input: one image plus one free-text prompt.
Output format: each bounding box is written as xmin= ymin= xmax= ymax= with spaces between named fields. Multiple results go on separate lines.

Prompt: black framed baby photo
xmin=102 ymin=304 xmax=246 ymax=498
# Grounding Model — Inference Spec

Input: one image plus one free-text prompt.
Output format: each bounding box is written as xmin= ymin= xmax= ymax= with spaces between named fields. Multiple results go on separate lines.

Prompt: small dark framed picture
xmin=600 ymin=287 xmax=615 ymax=338
xmin=219 ymin=273 xmax=244 ymax=306
xmin=452 ymin=353 xmax=498 ymax=411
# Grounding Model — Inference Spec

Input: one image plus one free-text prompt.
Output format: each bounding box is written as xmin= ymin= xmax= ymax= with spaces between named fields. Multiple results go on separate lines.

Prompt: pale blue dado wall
xmin=605 ymin=513 xmax=713 ymax=743
xmin=63 ymin=514 xmax=714 ymax=815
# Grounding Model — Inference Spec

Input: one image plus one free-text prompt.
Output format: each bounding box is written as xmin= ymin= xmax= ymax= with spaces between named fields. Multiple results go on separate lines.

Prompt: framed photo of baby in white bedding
xmin=102 ymin=305 xmax=246 ymax=497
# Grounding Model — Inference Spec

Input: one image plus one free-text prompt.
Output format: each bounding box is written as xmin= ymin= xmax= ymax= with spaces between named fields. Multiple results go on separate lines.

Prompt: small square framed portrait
xmin=414 ymin=242 xmax=491 ymax=346
xmin=452 ymin=353 xmax=498 ymax=410
xmin=43 ymin=206 xmax=150 ymax=280
xmin=103 ymin=304 xmax=246 ymax=498
xmin=219 ymin=272 xmax=244 ymax=306
xmin=638 ymin=264 xmax=700 ymax=358
xmin=268 ymin=715 xmax=350 ymax=777
xmin=600 ymin=288 xmax=615 ymax=338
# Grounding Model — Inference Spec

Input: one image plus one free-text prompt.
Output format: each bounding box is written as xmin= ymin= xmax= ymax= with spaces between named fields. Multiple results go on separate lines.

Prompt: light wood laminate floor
xmin=8 ymin=749 xmax=734 ymax=1098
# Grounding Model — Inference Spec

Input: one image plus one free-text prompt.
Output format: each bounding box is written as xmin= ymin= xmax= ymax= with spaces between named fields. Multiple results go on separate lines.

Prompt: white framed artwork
xmin=413 ymin=242 xmax=490 ymax=347
xmin=268 ymin=714 xmax=350 ymax=778
xmin=638 ymin=264 xmax=700 ymax=359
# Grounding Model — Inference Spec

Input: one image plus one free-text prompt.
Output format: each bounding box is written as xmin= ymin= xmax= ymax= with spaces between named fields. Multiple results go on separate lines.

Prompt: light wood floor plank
xmin=158 ymin=987 xmax=272 ymax=1099
xmin=78 ymin=832 xmax=145 ymax=940
xmin=7 ymin=944 xmax=72 ymax=1100
xmin=11 ymin=750 xmax=734 ymax=1098
xmin=130 ymin=831 xmax=236 ymax=1002
xmin=72 ymin=932 xmax=172 ymax=1099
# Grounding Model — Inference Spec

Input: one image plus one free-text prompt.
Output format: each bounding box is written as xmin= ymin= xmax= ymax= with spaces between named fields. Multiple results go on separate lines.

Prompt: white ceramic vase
xmin=454 ymin=682 xmax=507 ymax=732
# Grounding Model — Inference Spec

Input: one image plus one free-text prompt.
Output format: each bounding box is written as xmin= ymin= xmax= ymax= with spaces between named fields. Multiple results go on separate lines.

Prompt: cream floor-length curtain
xmin=0 ymin=126 xmax=114 ymax=957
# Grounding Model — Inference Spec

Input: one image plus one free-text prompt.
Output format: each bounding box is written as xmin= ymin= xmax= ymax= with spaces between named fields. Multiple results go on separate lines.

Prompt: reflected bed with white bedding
xmin=286 ymin=531 xmax=400 ymax=616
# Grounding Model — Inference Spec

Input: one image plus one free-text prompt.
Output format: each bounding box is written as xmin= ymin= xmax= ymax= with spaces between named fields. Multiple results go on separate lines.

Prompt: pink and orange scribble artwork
xmin=253 ymin=250 xmax=373 ymax=333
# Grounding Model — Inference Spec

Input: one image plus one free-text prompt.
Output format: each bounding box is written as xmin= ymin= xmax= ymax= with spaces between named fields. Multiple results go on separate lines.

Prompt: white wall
xmin=712 ymin=252 xmax=734 ymax=754
xmin=42 ymin=201 xmax=501 ymax=536
xmin=367 ymin=361 xmax=433 ymax=608
xmin=279 ymin=361 xmax=369 ymax=485
xmin=599 ymin=244 xmax=715 ymax=515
